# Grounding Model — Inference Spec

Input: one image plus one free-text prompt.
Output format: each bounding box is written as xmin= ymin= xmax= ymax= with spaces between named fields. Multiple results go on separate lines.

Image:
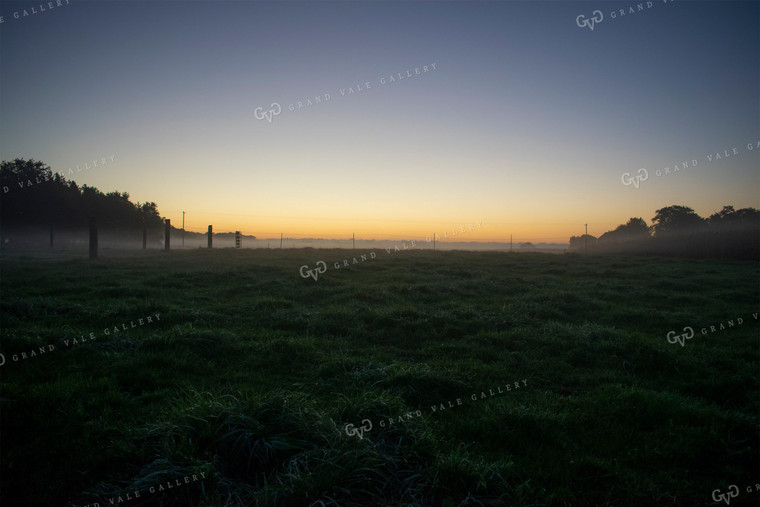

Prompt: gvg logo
xmin=712 ymin=485 xmax=739 ymax=505
xmin=299 ymin=261 xmax=327 ymax=281
xmin=666 ymin=313 xmax=756 ymax=348
xmin=621 ymin=168 xmax=649 ymax=189
xmin=576 ymin=10 xmax=604 ymax=31
xmin=254 ymin=102 xmax=281 ymax=123
xmin=344 ymin=419 xmax=372 ymax=439
xmin=666 ymin=326 xmax=694 ymax=347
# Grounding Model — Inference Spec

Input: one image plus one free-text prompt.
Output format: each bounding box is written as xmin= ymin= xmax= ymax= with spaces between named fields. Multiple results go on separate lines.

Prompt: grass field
xmin=1 ymin=248 xmax=758 ymax=506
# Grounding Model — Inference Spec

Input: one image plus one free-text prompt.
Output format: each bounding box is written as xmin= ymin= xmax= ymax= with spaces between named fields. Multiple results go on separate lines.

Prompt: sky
xmin=1 ymin=0 xmax=758 ymax=243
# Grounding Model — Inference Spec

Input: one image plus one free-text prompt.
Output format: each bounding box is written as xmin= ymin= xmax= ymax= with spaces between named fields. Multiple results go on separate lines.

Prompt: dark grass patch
xmin=0 ymin=249 xmax=757 ymax=506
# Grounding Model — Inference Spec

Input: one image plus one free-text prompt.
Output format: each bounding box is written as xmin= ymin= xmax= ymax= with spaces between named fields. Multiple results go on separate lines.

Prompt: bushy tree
xmin=1 ymin=158 xmax=165 ymax=231
xmin=651 ymin=205 xmax=705 ymax=237
xmin=708 ymin=205 xmax=760 ymax=230
xmin=568 ymin=234 xmax=596 ymax=250
xmin=599 ymin=217 xmax=651 ymax=242
xmin=587 ymin=205 xmax=758 ymax=259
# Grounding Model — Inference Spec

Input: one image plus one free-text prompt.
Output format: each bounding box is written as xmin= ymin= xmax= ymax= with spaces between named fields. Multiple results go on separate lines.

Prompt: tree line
xmin=1 ymin=158 xmax=164 ymax=237
xmin=569 ymin=205 xmax=760 ymax=259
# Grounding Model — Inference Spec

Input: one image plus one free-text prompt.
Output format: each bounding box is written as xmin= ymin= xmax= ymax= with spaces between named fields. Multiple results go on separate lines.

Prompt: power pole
xmin=182 ymin=211 xmax=185 ymax=247
xmin=584 ymin=223 xmax=588 ymax=254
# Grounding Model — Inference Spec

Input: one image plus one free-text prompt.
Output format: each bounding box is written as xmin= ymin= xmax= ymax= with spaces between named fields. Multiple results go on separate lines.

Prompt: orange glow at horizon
xmin=164 ymin=211 xmax=604 ymax=244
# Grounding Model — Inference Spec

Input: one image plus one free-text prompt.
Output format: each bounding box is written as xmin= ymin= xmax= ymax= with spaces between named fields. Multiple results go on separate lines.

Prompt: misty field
xmin=0 ymin=249 xmax=758 ymax=506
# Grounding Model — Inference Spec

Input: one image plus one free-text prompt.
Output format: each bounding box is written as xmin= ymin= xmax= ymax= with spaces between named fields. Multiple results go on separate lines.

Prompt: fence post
xmin=235 ymin=231 xmax=241 ymax=248
xmin=89 ymin=218 xmax=98 ymax=259
xmin=208 ymin=225 xmax=213 ymax=248
xmin=165 ymin=219 xmax=171 ymax=250
xmin=49 ymin=225 xmax=54 ymax=248
xmin=143 ymin=228 xmax=147 ymax=250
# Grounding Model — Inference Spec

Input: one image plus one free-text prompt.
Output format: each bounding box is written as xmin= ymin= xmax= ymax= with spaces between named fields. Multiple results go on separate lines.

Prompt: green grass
xmin=1 ymin=248 xmax=758 ymax=506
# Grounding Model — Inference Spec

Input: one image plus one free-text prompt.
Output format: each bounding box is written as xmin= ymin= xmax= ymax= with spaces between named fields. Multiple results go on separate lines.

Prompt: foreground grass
xmin=0 ymin=248 xmax=758 ymax=506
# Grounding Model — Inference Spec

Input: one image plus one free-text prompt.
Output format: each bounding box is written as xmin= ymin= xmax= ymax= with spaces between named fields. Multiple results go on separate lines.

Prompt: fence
xmin=0 ymin=221 xmax=559 ymax=258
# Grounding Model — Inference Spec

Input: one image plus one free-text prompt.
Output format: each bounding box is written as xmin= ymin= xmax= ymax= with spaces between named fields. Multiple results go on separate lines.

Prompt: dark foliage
xmin=1 ymin=158 xmax=164 ymax=233
xmin=570 ymin=205 xmax=760 ymax=260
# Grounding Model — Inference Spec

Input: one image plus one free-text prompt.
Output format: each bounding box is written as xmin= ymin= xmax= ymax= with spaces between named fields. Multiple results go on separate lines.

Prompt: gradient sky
xmin=1 ymin=0 xmax=758 ymax=243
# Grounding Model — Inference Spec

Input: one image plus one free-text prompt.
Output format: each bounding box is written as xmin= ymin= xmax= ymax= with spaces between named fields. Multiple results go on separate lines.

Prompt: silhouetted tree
xmin=584 ymin=205 xmax=758 ymax=259
xmin=599 ymin=217 xmax=651 ymax=243
xmin=708 ymin=205 xmax=760 ymax=231
xmin=568 ymin=234 xmax=597 ymax=250
xmin=703 ymin=205 xmax=760 ymax=258
xmin=1 ymin=158 xmax=165 ymax=234
xmin=651 ymin=205 xmax=705 ymax=237
xmin=619 ymin=217 xmax=650 ymax=237
xmin=138 ymin=202 xmax=161 ymax=225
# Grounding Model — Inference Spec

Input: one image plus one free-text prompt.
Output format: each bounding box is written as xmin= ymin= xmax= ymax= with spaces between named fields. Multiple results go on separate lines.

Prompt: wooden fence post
xmin=208 ymin=225 xmax=213 ymax=248
xmin=165 ymin=219 xmax=171 ymax=250
xmin=143 ymin=228 xmax=147 ymax=249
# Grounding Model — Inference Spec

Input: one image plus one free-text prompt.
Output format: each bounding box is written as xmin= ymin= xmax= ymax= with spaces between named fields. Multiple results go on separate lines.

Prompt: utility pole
xmin=182 ymin=211 xmax=185 ymax=247
xmin=584 ymin=223 xmax=588 ymax=254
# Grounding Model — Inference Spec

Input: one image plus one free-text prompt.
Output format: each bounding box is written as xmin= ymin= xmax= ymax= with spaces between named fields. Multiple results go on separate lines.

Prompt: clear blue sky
xmin=1 ymin=0 xmax=757 ymax=241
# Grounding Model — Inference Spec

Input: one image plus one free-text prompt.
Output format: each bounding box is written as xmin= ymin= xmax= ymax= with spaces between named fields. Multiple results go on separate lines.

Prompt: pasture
xmin=0 ymin=248 xmax=758 ymax=506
